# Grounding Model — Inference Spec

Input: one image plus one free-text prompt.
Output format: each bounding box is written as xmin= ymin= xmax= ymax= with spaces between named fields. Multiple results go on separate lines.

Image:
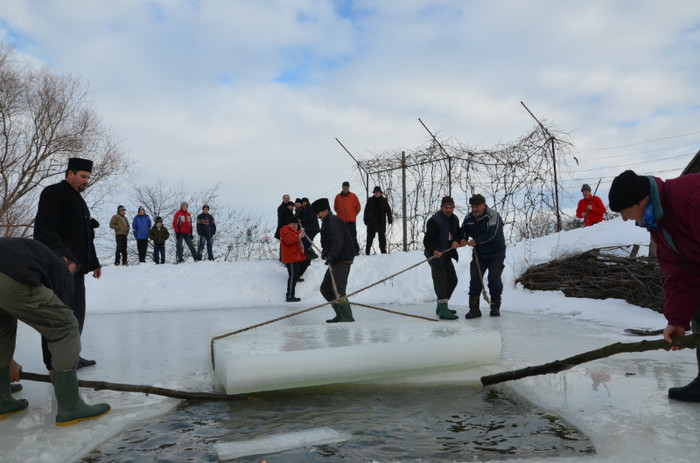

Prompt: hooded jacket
xmin=461 ymin=205 xmax=506 ymax=262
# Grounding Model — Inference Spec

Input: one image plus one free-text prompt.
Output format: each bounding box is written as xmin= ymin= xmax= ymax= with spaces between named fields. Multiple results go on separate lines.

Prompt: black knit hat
xmin=373 ymin=186 xmax=382 ymax=193
xmin=581 ymin=183 xmax=591 ymax=192
xmin=117 ymin=205 xmax=125 ymax=212
xmin=155 ymin=216 xmax=163 ymax=223
xmin=67 ymin=157 xmax=93 ymax=173
xmin=608 ymin=170 xmax=650 ymax=212
xmin=441 ymin=196 xmax=455 ymax=207
xmin=295 ymin=198 xmax=302 ymax=204
xmin=287 ymin=216 xmax=299 ymax=224
xmin=301 ymin=197 xmax=310 ymax=204
xmin=469 ymin=194 xmax=486 ymax=205
xmin=311 ymin=198 xmax=331 ymax=214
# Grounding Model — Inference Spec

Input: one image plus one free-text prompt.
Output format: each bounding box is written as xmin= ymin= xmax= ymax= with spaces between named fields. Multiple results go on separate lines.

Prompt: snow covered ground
xmin=3 ymin=218 xmax=700 ymax=462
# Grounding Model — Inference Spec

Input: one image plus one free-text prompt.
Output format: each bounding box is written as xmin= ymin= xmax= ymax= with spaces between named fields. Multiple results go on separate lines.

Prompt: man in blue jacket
xmin=461 ymin=194 xmax=506 ymax=319
xmin=132 ymin=206 xmax=152 ymax=263
xmin=196 ymin=204 xmax=216 ymax=261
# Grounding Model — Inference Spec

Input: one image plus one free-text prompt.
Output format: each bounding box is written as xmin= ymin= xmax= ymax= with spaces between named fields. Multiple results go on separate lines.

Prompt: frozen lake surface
xmin=4 ymin=218 xmax=700 ymax=462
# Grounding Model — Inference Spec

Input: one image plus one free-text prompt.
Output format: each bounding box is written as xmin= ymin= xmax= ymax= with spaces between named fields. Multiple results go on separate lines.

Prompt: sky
xmin=2 ymin=0 xmax=700 ymax=222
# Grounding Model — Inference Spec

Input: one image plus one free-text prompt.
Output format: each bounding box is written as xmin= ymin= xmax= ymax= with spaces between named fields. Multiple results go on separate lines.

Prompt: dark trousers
xmin=285 ymin=260 xmax=310 ymax=298
xmin=176 ymin=233 xmax=197 ymax=262
xmin=42 ymin=272 xmax=86 ymax=369
xmin=366 ymin=228 xmax=387 ymax=254
xmin=153 ymin=244 xmax=165 ymax=264
xmin=198 ymin=234 xmax=214 ymax=260
xmin=320 ymin=262 xmax=352 ymax=301
xmin=136 ymin=239 xmax=148 ymax=262
xmin=115 ymin=234 xmax=127 ymax=264
xmin=468 ymin=256 xmax=505 ymax=300
xmin=430 ymin=258 xmax=458 ymax=301
xmin=347 ymin=222 xmax=359 ymax=255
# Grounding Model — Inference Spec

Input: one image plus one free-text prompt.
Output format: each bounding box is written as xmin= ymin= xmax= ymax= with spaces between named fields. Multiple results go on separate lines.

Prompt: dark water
xmin=81 ymin=384 xmax=594 ymax=462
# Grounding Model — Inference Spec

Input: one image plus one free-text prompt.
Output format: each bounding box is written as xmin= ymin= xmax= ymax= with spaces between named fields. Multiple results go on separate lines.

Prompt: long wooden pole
xmin=19 ymin=371 xmax=241 ymax=401
xmin=481 ymin=333 xmax=700 ymax=386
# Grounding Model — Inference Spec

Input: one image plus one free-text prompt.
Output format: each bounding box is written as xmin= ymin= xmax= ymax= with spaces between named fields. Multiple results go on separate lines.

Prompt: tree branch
xmin=481 ymin=333 xmax=700 ymax=386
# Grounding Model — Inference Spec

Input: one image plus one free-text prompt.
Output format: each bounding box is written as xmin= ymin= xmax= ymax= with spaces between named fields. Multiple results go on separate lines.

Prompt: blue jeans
xmin=153 ymin=244 xmax=165 ymax=264
xmin=176 ymin=233 xmax=197 ymax=262
xmin=198 ymin=235 xmax=214 ymax=261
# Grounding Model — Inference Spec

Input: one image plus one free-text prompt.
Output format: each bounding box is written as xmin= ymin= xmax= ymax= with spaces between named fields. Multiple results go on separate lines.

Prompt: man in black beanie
xmin=311 ymin=198 xmax=355 ymax=323
xmin=609 ymin=169 xmax=700 ymax=402
xmin=34 ymin=157 xmax=101 ymax=370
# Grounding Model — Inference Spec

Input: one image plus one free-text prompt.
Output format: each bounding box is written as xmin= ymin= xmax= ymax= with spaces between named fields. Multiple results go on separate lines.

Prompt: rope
xmin=349 ymin=301 xmax=438 ymax=322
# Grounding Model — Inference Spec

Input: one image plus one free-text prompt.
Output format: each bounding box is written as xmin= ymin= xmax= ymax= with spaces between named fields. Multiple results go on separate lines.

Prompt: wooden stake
xmin=480 ymin=333 xmax=700 ymax=386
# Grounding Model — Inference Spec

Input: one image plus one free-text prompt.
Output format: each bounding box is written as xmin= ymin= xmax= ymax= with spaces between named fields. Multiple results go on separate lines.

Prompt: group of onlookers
xmin=109 ymin=202 xmax=216 ymax=265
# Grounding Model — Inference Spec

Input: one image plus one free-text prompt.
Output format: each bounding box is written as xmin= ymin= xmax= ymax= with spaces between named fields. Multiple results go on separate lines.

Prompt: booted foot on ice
xmin=54 ymin=370 xmax=110 ymax=426
xmin=286 ymin=296 xmax=301 ymax=302
xmin=668 ymin=377 xmax=700 ymax=402
xmin=1 ymin=367 xmax=29 ymax=420
xmin=465 ymin=309 xmax=482 ymax=319
xmin=77 ymin=357 xmax=96 ymax=369
xmin=436 ymin=300 xmax=457 ymax=320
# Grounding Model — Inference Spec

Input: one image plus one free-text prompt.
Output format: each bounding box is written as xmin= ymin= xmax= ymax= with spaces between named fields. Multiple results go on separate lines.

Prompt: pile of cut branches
xmin=515 ymin=245 xmax=665 ymax=313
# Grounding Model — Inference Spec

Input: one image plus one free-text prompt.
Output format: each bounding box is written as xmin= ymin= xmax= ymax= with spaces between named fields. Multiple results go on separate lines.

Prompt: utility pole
xmin=520 ymin=102 xmax=562 ymax=232
xmin=402 ymin=151 xmax=407 ymax=251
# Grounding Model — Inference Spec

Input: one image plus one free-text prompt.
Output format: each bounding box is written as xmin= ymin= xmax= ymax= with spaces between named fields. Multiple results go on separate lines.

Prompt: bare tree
xmin=0 ymin=41 xmax=127 ymax=237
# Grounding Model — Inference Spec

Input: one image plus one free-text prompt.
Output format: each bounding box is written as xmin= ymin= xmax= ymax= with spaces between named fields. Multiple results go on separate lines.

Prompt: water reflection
xmin=83 ymin=384 xmax=594 ymax=462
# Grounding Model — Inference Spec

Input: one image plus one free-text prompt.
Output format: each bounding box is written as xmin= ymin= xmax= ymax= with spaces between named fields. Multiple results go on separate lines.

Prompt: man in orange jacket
xmin=334 ymin=181 xmax=361 ymax=255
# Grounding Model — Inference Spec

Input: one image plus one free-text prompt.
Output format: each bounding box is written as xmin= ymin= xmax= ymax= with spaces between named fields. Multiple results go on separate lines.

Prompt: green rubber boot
xmin=0 ymin=366 xmax=28 ymax=420
xmin=338 ymin=301 xmax=355 ymax=322
xmin=53 ymin=370 xmax=110 ymax=426
xmin=436 ymin=300 xmax=457 ymax=320
xmin=326 ymin=303 xmax=342 ymax=323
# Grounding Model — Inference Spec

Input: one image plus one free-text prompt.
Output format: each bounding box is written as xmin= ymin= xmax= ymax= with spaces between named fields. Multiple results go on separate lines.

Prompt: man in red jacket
xmin=173 ymin=202 xmax=197 ymax=263
xmin=576 ymin=183 xmax=606 ymax=227
xmin=609 ymin=169 xmax=700 ymax=402
xmin=280 ymin=217 xmax=309 ymax=302
xmin=334 ymin=181 xmax=361 ymax=255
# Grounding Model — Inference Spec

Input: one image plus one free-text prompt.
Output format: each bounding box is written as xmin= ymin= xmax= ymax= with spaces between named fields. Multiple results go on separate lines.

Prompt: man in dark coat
xmin=274 ymin=194 xmax=291 ymax=240
xmin=34 ymin=157 xmax=101 ymax=369
xmin=609 ymin=169 xmax=700 ymax=402
xmin=0 ymin=238 xmax=110 ymax=425
xmin=363 ymin=186 xmax=393 ymax=255
xmin=312 ymin=198 xmax=355 ymax=323
xmin=424 ymin=196 xmax=465 ymax=320
xmin=461 ymin=194 xmax=506 ymax=319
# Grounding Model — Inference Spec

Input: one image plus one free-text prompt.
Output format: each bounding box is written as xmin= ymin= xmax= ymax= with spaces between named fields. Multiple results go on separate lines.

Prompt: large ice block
xmin=213 ymin=319 xmax=501 ymax=394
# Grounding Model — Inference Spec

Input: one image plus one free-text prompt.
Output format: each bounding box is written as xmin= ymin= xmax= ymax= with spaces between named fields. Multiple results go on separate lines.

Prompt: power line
xmin=577 ymin=130 xmax=700 ymax=153
xmin=579 ymin=141 xmax=700 ymax=161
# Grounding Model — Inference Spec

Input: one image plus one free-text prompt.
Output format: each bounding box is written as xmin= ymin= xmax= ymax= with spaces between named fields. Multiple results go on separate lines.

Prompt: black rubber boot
xmin=436 ymin=300 xmax=457 ymax=320
xmin=668 ymin=377 xmax=700 ymax=402
xmin=338 ymin=301 xmax=355 ymax=322
xmin=53 ymin=370 xmax=110 ymax=426
xmin=465 ymin=295 xmax=482 ymax=319
xmin=490 ymin=297 xmax=501 ymax=317
xmin=0 ymin=366 xmax=29 ymax=420
xmin=10 ymin=383 xmax=22 ymax=394
xmin=77 ymin=357 xmax=96 ymax=369
xmin=326 ymin=304 xmax=342 ymax=323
